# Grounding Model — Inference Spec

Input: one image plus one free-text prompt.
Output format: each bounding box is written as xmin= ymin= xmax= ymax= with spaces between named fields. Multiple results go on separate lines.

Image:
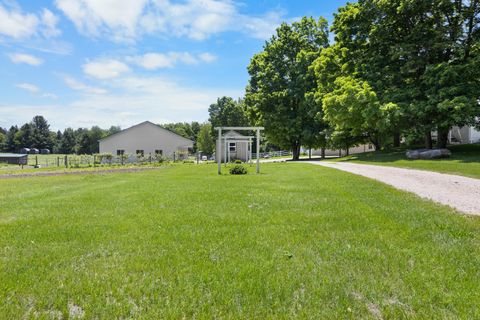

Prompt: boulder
xmin=406 ymin=149 xmax=451 ymax=160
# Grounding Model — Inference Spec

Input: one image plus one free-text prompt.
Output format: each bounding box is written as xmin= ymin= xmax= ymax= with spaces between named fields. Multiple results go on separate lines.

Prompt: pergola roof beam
xmin=215 ymin=127 xmax=264 ymax=131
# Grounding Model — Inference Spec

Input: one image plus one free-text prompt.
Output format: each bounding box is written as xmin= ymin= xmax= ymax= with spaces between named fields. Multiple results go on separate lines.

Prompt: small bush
xmin=234 ymin=159 xmax=243 ymax=164
xmin=229 ymin=164 xmax=247 ymax=175
xmin=183 ymin=160 xmax=195 ymax=164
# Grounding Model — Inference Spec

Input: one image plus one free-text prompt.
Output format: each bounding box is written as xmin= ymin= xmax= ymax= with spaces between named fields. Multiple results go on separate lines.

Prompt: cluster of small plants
xmin=233 ymin=159 xmax=243 ymax=164
xmin=229 ymin=164 xmax=247 ymax=175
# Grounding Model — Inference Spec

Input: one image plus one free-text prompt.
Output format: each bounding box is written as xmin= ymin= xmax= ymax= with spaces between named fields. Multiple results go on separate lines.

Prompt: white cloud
xmin=15 ymin=83 xmax=40 ymax=93
xmin=55 ymin=0 xmax=148 ymax=41
xmin=14 ymin=82 xmax=58 ymax=98
xmin=41 ymin=9 xmax=61 ymax=38
xmin=0 ymin=3 xmax=61 ymax=39
xmin=8 ymin=53 xmax=44 ymax=66
xmin=1 ymin=73 xmax=242 ymax=130
xmin=42 ymin=93 xmax=58 ymax=99
xmin=199 ymin=52 xmax=217 ymax=63
xmin=55 ymin=0 xmax=284 ymax=42
xmin=82 ymin=59 xmax=130 ymax=79
xmin=0 ymin=4 xmax=38 ymax=39
xmin=66 ymin=74 xmax=242 ymax=126
xmin=128 ymin=51 xmax=215 ymax=70
xmin=63 ymin=76 xmax=107 ymax=94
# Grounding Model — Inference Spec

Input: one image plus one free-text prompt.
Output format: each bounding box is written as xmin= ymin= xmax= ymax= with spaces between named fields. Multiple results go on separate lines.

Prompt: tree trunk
xmin=393 ymin=131 xmax=401 ymax=148
xmin=308 ymin=148 xmax=312 ymax=159
xmin=425 ymin=132 xmax=433 ymax=149
xmin=292 ymin=142 xmax=301 ymax=161
xmin=321 ymin=147 xmax=325 ymax=159
xmin=345 ymin=147 xmax=350 ymax=156
xmin=437 ymin=127 xmax=449 ymax=149
xmin=370 ymin=137 xmax=381 ymax=151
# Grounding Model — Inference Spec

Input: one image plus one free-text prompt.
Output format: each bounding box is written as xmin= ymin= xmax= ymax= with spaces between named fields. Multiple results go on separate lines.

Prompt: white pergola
xmin=215 ymin=126 xmax=264 ymax=174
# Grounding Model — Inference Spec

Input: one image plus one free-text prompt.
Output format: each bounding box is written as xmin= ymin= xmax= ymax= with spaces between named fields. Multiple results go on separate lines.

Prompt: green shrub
xmin=234 ymin=159 xmax=243 ymax=164
xmin=229 ymin=164 xmax=247 ymax=175
xmin=183 ymin=160 xmax=195 ymax=164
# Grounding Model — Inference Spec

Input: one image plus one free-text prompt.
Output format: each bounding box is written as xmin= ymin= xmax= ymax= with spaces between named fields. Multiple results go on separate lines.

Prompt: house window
xmin=136 ymin=150 xmax=144 ymax=156
xmin=155 ymin=150 xmax=163 ymax=156
xmin=117 ymin=150 xmax=125 ymax=156
xmin=368 ymin=144 xmax=373 ymax=150
xmin=229 ymin=142 xmax=236 ymax=152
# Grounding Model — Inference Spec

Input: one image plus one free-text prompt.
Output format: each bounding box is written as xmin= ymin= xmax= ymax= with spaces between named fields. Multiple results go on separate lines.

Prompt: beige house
xmin=99 ymin=121 xmax=193 ymax=159
xmin=448 ymin=126 xmax=480 ymax=144
xmin=216 ymin=130 xmax=252 ymax=162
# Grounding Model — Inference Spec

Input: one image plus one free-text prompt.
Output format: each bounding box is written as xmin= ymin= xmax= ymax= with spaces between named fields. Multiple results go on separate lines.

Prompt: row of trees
xmin=244 ymin=0 xmax=480 ymax=160
xmin=0 ymin=108 xmax=243 ymax=156
xmin=0 ymin=116 xmax=122 ymax=154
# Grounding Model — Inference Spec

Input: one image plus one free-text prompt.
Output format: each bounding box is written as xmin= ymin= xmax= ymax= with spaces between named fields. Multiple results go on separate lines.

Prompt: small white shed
xmin=216 ymin=130 xmax=252 ymax=162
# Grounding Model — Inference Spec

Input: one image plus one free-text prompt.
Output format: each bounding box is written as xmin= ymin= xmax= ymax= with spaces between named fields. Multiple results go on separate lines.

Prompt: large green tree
xmin=59 ymin=128 xmax=77 ymax=154
xmin=331 ymin=0 xmax=480 ymax=148
xmin=208 ymin=97 xmax=249 ymax=130
xmin=0 ymin=131 xmax=5 ymax=152
xmin=196 ymin=123 xmax=215 ymax=156
xmin=162 ymin=122 xmax=201 ymax=152
xmin=245 ymin=17 xmax=329 ymax=160
xmin=30 ymin=115 xmax=54 ymax=150
xmin=15 ymin=123 xmax=33 ymax=149
xmin=5 ymin=126 xmax=19 ymax=152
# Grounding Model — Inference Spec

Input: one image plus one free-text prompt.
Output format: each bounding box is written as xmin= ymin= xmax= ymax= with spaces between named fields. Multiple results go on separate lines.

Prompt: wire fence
xmin=251 ymin=150 xmax=292 ymax=159
xmin=22 ymin=150 xmax=292 ymax=168
xmin=26 ymin=153 xmax=188 ymax=168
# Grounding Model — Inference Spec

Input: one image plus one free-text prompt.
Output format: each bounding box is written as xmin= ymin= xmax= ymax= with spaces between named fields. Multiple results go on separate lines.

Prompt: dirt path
xmin=0 ymin=167 xmax=161 ymax=179
xmin=305 ymin=161 xmax=480 ymax=215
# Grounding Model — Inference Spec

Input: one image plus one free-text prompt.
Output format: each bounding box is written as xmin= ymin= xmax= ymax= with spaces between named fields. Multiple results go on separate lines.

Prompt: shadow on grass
xmin=336 ymin=144 xmax=480 ymax=164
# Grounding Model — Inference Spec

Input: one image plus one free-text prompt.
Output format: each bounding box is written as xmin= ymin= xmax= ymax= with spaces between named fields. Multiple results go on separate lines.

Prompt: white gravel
xmin=306 ymin=161 xmax=480 ymax=215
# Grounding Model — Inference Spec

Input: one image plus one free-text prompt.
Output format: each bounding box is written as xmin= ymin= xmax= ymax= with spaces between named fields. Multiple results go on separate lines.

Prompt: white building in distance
xmin=99 ymin=121 xmax=193 ymax=159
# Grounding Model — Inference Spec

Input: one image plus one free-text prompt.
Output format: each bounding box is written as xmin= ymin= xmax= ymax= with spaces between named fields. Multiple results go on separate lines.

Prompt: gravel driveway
xmin=306 ymin=161 xmax=480 ymax=215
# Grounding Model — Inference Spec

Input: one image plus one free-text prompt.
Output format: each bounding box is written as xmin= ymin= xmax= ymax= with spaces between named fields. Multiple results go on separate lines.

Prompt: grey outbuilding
xmin=0 ymin=153 xmax=28 ymax=165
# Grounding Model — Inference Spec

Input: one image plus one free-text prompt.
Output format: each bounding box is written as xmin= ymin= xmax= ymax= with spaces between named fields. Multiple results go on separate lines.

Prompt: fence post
xmin=35 ymin=156 xmax=38 ymax=166
xmin=149 ymin=153 xmax=152 ymax=164
xmin=65 ymin=155 xmax=68 ymax=168
xmin=173 ymin=152 xmax=176 ymax=162
xmin=93 ymin=155 xmax=96 ymax=167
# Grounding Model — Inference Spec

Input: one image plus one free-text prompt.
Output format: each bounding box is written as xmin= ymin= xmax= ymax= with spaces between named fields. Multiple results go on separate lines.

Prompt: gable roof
xmin=223 ymin=130 xmax=245 ymax=137
xmin=0 ymin=153 xmax=28 ymax=158
xmin=99 ymin=121 xmax=194 ymax=144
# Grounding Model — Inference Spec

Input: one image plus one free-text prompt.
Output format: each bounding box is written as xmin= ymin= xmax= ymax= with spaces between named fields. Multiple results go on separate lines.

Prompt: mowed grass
xmin=0 ymin=164 xmax=479 ymax=318
xmin=332 ymin=144 xmax=480 ymax=179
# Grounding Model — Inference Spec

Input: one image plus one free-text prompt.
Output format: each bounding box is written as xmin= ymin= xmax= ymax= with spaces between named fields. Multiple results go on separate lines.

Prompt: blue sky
xmin=0 ymin=0 xmax=348 ymax=130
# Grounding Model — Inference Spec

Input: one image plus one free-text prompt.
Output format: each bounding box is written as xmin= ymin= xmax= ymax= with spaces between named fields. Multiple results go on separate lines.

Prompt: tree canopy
xmin=245 ymin=17 xmax=330 ymax=159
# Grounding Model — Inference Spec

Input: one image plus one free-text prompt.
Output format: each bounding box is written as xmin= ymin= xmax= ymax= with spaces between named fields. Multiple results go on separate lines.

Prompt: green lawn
xmin=332 ymin=144 xmax=480 ymax=179
xmin=1 ymin=164 xmax=479 ymax=318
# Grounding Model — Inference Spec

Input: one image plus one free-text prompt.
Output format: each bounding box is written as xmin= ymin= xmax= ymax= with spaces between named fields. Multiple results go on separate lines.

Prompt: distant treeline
xmin=0 ymin=116 xmax=206 ymax=154
xmin=0 ymin=116 xmax=122 ymax=154
xmin=0 ymin=95 xmax=279 ymax=155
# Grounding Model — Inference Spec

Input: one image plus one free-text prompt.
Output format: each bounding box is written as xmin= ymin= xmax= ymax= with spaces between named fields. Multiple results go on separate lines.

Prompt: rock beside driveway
xmin=406 ymin=149 xmax=451 ymax=160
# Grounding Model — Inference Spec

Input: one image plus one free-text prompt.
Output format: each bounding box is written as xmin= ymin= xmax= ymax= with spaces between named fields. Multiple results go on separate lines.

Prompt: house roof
xmin=223 ymin=130 xmax=245 ymax=137
xmin=98 ymin=121 xmax=194 ymax=144
xmin=222 ymin=130 xmax=253 ymax=140
xmin=0 ymin=153 xmax=28 ymax=158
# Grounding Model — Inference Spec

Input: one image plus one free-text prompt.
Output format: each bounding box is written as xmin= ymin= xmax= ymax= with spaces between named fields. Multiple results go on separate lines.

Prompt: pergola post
xmin=224 ymin=137 xmax=227 ymax=167
xmin=249 ymin=138 xmax=252 ymax=164
xmin=256 ymin=129 xmax=260 ymax=174
xmin=217 ymin=128 xmax=222 ymax=174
